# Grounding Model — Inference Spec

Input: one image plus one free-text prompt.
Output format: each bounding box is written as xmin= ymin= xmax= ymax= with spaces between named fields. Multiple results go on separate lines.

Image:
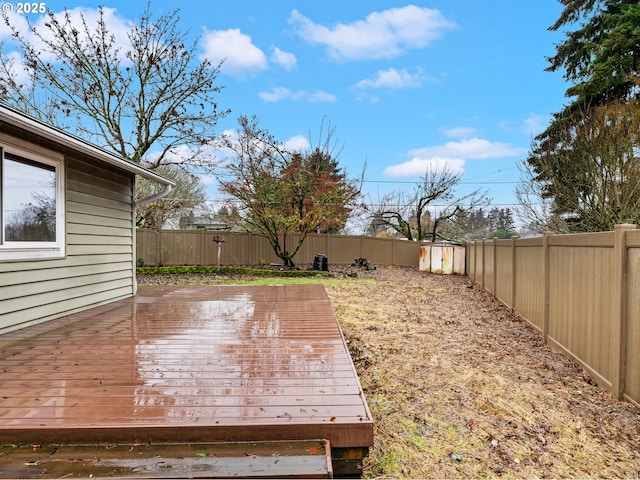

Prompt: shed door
xmin=430 ymin=245 xmax=454 ymax=274
xmin=441 ymin=246 xmax=454 ymax=274
xmin=430 ymin=245 xmax=444 ymax=273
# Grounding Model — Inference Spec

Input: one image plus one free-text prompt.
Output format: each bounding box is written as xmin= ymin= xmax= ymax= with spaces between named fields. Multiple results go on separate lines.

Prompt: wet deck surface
xmin=0 ymin=285 xmax=373 ymax=449
xmin=0 ymin=440 xmax=333 ymax=478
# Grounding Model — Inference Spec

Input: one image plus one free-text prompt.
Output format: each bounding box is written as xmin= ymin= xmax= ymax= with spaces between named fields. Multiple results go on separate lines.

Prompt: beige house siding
xmin=0 ymin=141 xmax=136 ymax=334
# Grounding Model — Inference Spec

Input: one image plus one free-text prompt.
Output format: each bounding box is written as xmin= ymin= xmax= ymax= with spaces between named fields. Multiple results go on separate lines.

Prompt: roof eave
xmin=0 ymin=104 xmax=176 ymax=188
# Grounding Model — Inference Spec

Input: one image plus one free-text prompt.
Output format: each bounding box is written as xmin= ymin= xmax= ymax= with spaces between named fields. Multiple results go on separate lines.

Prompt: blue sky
xmin=2 ymin=1 xmax=570 ymax=228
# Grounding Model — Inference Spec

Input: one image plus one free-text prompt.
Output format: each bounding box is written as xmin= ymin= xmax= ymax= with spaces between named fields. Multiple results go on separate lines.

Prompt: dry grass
xmin=138 ymin=265 xmax=640 ymax=478
xmin=324 ymin=266 xmax=640 ymax=478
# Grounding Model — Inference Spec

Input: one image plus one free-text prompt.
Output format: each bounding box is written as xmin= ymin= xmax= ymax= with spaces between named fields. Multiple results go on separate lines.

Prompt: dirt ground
xmin=324 ymin=266 xmax=640 ymax=478
xmin=138 ymin=265 xmax=640 ymax=478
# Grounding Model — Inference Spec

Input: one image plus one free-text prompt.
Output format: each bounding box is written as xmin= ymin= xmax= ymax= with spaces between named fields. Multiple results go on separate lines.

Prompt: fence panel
xmin=547 ymin=235 xmax=615 ymax=389
xmin=224 ymin=233 xmax=290 ymax=265
xmin=495 ymin=242 xmax=513 ymax=306
xmin=466 ymin=243 xmax=475 ymax=279
xmin=296 ymin=234 xmax=329 ymax=262
xmin=465 ymin=225 xmax=638 ymax=406
xmin=392 ymin=238 xmax=424 ymax=266
xmin=483 ymin=241 xmax=495 ymax=292
xmin=136 ymin=229 xmax=158 ymax=265
xmin=513 ymin=239 xmax=544 ymax=332
xmin=470 ymin=242 xmax=482 ymax=282
xmin=328 ymin=235 xmax=366 ymax=264
xmin=625 ymin=231 xmax=640 ymax=404
xmin=136 ymin=230 xmax=421 ymax=267
xmin=161 ymin=230 xmax=203 ymax=266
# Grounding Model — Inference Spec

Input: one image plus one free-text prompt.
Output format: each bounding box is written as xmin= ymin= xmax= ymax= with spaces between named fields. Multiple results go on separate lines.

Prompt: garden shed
xmin=419 ymin=242 xmax=466 ymax=274
xmin=0 ymin=104 xmax=174 ymax=335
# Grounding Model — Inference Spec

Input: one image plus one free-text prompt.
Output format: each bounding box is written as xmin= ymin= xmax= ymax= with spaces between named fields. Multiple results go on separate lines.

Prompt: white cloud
xmin=2 ymin=51 xmax=31 ymax=86
xmin=258 ymin=87 xmax=290 ymax=102
xmin=284 ymin=134 xmax=310 ymax=153
xmin=442 ymin=127 xmax=477 ymax=139
xmin=410 ymin=138 xmax=523 ymax=160
xmin=0 ymin=9 xmax=29 ymax=41
xmin=521 ymin=113 xmax=549 ymax=137
xmin=354 ymin=67 xmax=425 ymax=89
xmin=384 ymin=138 xmax=524 ymax=178
xmin=270 ymin=47 xmax=297 ymax=70
xmin=144 ymin=143 xmax=225 ymax=168
xmin=57 ymin=7 xmax=130 ymax=46
xmin=1 ymin=7 xmax=131 ymax=61
xmin=214 ymin=129 xmax=310 ymax=158
xmin=289 ymin=5 xmax=455 ymax=61
xmin=198 ymin=174 xmax=218 ymax=186
xmin=385 ymin=156 xmax=465 ymax=177
xmin=259 ymin=87 xmax=336 ymax=103
xmin=201 ymin=28 xmax=268 ymax=77
xmin=307 ymin=91 xmax=337 ymax=102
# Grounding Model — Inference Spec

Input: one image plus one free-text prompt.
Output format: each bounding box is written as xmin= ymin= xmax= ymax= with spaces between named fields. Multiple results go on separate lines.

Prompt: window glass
xmin=4 ymin=152 xmax=57 ymax=242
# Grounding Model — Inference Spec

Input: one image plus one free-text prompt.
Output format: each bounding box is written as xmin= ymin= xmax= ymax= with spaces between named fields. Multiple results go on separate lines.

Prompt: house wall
xmin=0 ymin=133 xmax=136 ymax=334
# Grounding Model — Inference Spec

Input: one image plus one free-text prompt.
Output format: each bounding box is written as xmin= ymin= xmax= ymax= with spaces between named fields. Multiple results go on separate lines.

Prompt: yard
xmin=138 ymin=265 xmax=640 ymax=478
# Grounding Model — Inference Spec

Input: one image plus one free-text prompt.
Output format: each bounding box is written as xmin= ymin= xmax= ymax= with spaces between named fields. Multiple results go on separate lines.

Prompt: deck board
xmin=0 ymin=285 xmax=373 ymax=449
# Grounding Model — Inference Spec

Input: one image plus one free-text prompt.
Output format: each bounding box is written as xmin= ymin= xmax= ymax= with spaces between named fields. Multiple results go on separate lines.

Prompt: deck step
xmin=0 ymin=439 xmax=333 ymax=478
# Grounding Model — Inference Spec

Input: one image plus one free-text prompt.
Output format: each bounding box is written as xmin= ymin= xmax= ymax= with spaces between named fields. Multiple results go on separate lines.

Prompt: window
xmin=0 ymin=146 xmax=65 ymax=260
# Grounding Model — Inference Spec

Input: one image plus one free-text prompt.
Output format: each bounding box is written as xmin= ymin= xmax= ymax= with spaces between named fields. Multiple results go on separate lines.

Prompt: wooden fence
xmin=136 ymin=227 xmax=640 ymax=405
xmin=466 ymin=224 xmax=640 ymax=405
xmin=136 ymin=229 xmax=420 ymax=268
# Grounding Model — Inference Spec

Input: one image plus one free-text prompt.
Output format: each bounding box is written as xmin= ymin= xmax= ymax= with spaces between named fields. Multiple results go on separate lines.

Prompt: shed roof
xmin=0 ymin=103 xmax=175 ymax=187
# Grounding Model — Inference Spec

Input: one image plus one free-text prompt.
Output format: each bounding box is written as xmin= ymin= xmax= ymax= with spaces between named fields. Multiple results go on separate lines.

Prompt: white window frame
xmin=0 ymin=145 xmax=65 ymax=261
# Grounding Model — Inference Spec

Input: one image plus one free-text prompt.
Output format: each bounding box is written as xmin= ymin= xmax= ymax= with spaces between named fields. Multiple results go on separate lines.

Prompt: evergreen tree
xmin=522 ymin=0 xmax=640 ymax=231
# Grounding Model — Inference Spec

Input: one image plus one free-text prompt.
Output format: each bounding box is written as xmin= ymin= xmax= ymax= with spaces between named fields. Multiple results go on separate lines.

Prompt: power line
xmin=362 ymin=179 xmax=518 ymax=185
xmin=212 ymin=175 xmax=519 ymax=186
xmin=154 ymin=196 xmax=540 ymax=208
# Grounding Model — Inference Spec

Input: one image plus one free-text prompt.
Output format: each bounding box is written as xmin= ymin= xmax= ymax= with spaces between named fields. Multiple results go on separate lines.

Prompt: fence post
xmin=474 ymin=242 xmax=478 ymax=279
xmin=542 ymin=231 xmax=552 ymax=343
xmin=326 ymin=233 xmax=330 ymax=262
xmin=481 ymin=240 xmax=486 ymax=289
xmin=200 ymin=230 xmax=205 ymax=266
xmin=492 ymin=237 xmax=498 ymax=295
xmin=511 ymin=236 xmax=518 ymax=309
xmin=157 ymin=229 xmax=162 ymax=266
xmin=611 ymin=223 xmax=635 ymax=399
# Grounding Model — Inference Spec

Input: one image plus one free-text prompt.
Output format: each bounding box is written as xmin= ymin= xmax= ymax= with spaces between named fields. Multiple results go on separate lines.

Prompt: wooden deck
xmin=0 ymin=285 xmax=373 ymax=453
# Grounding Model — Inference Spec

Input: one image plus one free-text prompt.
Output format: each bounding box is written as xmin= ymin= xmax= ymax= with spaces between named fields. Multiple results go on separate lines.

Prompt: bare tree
xmin=515 ymin=161 xmax=572 ymax=234
xmin=5 ymin=192 xmax=56 ymax=242
xmin=518 ymin=101 xmax=640 ymax=233
xmin=367 ymin=168 xmax=488 ymax=242
xmin=219 ymin=116 xmax=360 ymax=267
xmin=136 ymin=165 xmax=207 ymax=229
xmin=0 ymin=3 xmax=229 ymax=218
